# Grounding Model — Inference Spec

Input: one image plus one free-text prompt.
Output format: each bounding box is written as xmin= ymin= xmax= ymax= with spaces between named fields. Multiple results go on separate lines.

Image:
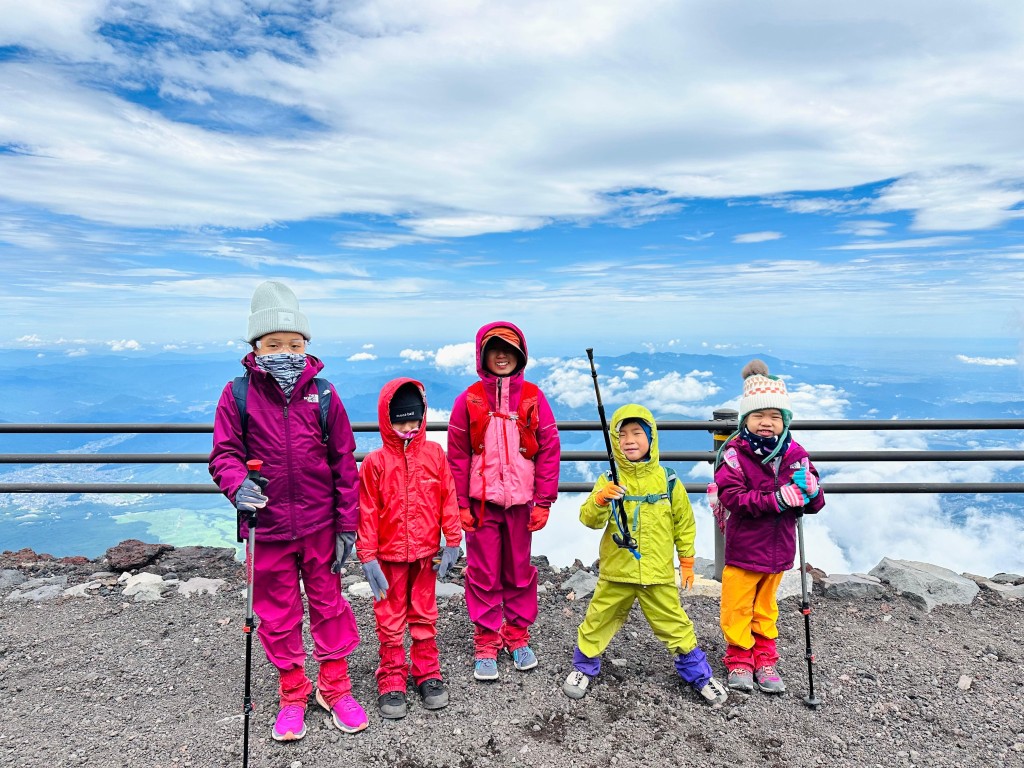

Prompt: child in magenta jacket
xmin=357 ymin=378 xmax=462 ymax=719
xmin=209 ymin=281 xmax=367 ymax=741
xmin=446 ymin=322 xmax=560 ymax=680
xmin=713 ymin=360 xmax=825 ymax=695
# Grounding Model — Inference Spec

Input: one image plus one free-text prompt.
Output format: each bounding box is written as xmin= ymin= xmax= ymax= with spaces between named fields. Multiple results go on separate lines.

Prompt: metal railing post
xmin=711 ymin=409 xmax=737 ymax=582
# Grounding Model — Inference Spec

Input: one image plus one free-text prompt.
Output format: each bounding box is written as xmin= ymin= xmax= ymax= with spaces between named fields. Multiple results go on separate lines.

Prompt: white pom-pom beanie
xmin=738 ymin=359 xmax=792 ymax=424
xmin=246 ymin=281 xmax=311 ymax=343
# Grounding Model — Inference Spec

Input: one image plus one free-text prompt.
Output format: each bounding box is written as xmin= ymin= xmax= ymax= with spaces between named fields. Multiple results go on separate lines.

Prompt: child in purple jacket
xmin=713 ymin=360 xmax=825 ymax=695
xmin=210 ymin=281 xmax=367 ymax=741
xmin=446 ymin=322 xmax=560 ymax=680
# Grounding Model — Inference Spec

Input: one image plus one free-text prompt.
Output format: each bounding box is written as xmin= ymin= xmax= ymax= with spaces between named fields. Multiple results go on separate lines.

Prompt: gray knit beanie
xmin=246 ymin=281 xmax=311 ymax=343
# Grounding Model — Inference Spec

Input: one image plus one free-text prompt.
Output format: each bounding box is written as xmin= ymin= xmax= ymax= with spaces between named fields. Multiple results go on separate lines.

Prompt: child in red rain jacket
xmin=358 ymin=379 xmax=462 ymax=719
xmin=446 ymin=322 xmax=560 ymax=680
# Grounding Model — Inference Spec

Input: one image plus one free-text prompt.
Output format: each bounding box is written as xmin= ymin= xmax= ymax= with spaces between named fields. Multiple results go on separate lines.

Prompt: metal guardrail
xmin=2 ymin=417 xmax=1024 ymax=495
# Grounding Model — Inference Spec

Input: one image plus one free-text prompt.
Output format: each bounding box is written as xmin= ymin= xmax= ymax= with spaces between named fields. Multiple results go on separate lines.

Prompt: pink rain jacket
xmin=209 ymin=353 xmax=359 ymax=541
xmin=447 ymin=321 xmax=560 ymax=510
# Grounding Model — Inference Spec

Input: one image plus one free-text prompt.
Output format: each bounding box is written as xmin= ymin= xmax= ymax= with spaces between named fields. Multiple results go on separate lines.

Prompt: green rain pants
xmin=576 ymin=579 xmax=698 ymax=658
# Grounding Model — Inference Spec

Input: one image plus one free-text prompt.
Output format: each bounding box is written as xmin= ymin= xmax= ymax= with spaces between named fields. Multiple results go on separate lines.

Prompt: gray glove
xmin=434 ymin=546 xmax=462 ymax=580
xmin=363 ymin=559 xmax=389 ymax=601
xmin=234 ymin=478 xmax=268 ymax=513
xmin=332 ymin=531 xmax=357 ymax=573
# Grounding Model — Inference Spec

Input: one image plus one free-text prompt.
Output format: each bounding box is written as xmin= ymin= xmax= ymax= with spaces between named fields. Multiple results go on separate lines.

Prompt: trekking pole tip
xmin=803 ymin=694 xmax=821 ymax=710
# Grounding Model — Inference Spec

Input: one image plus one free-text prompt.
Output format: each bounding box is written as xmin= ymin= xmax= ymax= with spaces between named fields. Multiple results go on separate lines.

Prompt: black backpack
xmin=231 ymin=374 xmax=333 ymax=445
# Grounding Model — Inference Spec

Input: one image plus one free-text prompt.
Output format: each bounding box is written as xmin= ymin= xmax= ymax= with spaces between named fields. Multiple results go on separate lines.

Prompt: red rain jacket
xmin=358 ymin=378 xmax=462 ymax=563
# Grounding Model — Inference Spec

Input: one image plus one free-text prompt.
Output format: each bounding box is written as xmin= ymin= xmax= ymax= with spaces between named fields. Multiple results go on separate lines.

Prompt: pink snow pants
xmin=252 ymin=524 xmax=360 ymax=707
xmin=464 ymin=501 xmax=537 ymax=658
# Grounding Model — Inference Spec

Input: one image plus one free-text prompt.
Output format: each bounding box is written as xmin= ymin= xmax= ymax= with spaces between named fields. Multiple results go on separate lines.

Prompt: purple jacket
xmin=714 ymin=435 xmax=825 ymax=574
xmin=209 ymin=353 xmax=359 ymax=542
xmin=446 ymin=321 xmax=560 ymax=510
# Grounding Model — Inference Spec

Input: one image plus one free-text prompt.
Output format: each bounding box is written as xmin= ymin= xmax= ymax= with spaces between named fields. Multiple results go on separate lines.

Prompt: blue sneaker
xmin=510 ymin=646 xmax=538 ymax=671
xmin=474 ymin=658 xmax=499 ymax=681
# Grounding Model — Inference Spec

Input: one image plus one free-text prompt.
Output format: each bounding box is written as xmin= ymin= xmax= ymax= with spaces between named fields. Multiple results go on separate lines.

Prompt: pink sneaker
xmin=316 ymin=689 xmax=368 ymax=734
xmin=272 ymin=704 xmax=307 ymax=741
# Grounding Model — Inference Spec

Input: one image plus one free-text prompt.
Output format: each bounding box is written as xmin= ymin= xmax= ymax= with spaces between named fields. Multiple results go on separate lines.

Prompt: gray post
xmin=711 ymin=409 xmax=737 ymax=581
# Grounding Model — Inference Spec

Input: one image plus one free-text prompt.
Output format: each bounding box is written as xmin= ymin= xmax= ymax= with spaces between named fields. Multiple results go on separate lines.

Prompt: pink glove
xmin=792 ymin=458 xmax=819 ymax=498
xmin=775 ymin=483 xmax=809 ymax=512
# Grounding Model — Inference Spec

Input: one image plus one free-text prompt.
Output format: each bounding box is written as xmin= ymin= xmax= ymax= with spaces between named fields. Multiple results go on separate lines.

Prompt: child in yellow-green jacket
xmin=562 ymin=403 xmax=728 ymax=705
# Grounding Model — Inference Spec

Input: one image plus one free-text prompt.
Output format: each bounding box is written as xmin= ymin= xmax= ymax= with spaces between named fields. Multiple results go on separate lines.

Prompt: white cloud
xmin=347 ymin=352 xmax=377 ymax=361
xmin=2 ymin=4 xmax=1023 ymax=238
xmin=16 ymin=334 xmax=43 ymax=345
xmin=956 ymin=354 xmax=1017 ymax=367
xmin=733 ymin=231 xmax=783 ymax=244
xmin=400 ymin=348 xmax=436 ymax=362
xmin=831 ymin=236 xmax=970 ymax=250
xmin=634 ymin=370 xmax=721 ymax=413
xmin=107 ymin=339 xmax=142 ymax=352
xmin=362 ymin=343 xmax=374 ymax=349
xmin=433 ymin=342 xmax=476 ymax=374
xmin=835 ymin=220 xmax=894 ymax=237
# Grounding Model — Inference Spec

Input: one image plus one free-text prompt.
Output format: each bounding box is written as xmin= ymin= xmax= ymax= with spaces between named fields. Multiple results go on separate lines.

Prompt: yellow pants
xmin=577 ymin=579 xmax=698 ymax=658
xmin=719 ymin=565 xmax=784 ymax=649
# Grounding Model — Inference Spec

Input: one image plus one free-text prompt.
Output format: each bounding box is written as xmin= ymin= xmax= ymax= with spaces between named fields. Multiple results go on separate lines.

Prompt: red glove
xmin=595 ymin=481 xmax=626 ymax=507
xmin=460 ymin=506 xmax=480 ymax=533
xmin=527 ymin=505 xmax=550 ymax=532
xmin=679 ymin=556 xmax=695 ymax=590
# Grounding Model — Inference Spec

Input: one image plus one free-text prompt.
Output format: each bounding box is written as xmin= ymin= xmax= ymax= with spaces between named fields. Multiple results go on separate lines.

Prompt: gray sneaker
xmin=727 ymin=668 xmax=754 ymax=692
xmin=754 ymin=665 xmax=786 ymax=694
xmin=378 ymin=691 xmax=407 ymax=719
xmin=562 ymin=669 xmax=590 ymax=700
xmin=474 ymin=658 xmax=499 ymax=681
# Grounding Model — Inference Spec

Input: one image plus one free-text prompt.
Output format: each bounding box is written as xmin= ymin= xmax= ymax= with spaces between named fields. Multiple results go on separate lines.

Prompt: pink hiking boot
xmin=316 ymin=690 xmax=368 ymax=734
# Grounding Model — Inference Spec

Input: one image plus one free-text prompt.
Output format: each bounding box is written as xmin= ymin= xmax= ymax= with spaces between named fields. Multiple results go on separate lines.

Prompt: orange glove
xmin=527 ymin=505 xmax=549 ymax=532
xmin=460 ymin=506 xmax=480 ymax=533
xmin=595 ymin=481 xmax=626 ymax=507
xmin=679 ymin=556 xmax=695 ymax=590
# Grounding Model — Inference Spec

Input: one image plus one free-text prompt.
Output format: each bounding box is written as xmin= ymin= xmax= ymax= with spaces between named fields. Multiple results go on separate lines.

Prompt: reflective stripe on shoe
xmin=510 ymin=646 xmax=538 ymax=671
xmin=474 ymin=658 xmax=499 ymax=680
xmin=316 ymin=689 xmax=368 ymax=733
xmin=272 ymin=704 xmax=307 ymax=742
xmin=697 ymin=677 xmax=729 ymax=705
xmin=562 ymin=669 xmax=590 ymax=700
xmin=754 ymin=665 xmax=786 ymax=694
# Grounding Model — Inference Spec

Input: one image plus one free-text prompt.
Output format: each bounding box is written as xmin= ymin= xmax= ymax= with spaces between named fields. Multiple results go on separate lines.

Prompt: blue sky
xmin=3 ymin=2 xmax=1024 ymax=360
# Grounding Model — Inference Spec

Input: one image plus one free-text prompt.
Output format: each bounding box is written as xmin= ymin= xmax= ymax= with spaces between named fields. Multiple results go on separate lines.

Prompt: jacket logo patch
xmin=724 ymin=447 xmax=740 ymax=469
xmin=789 ymin=461 xmax=801 ymax=470
xmin=303 ymin=394 xmax=320 ymax=403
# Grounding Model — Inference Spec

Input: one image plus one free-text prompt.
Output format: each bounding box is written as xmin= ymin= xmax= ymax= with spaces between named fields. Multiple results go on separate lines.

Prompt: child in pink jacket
xmin=209 ymin=281 xmax=367 ymax=742
xmin=446 ymin=322 xmax=560 ymax=680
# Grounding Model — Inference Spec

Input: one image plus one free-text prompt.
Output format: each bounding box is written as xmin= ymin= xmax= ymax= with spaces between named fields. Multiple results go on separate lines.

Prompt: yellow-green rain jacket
xmin=580 ymin=404 xmax=696 ymax=586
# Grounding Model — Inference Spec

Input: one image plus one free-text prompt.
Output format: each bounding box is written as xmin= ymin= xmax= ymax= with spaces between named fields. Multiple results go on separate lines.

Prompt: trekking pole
xmin=585 ymin=348 xmax=640 ymax=559
xmin=241 ymin=459 xmax=266 ymax=767
xmin=796 ymin=514 xmax=820 ymax=710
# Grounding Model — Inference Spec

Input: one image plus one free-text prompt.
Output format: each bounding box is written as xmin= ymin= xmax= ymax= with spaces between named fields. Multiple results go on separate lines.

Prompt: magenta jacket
xmin=714 ymin=435 xmax=825 ymax=574
xmin=446 ymin=321 xmax=560 ymax=510
xmin=209 ymin=353 xmax=359 ymax=542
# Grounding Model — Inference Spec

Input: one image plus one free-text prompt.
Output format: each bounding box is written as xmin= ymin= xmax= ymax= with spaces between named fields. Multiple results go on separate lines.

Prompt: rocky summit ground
xmin=1 ymin=544 xmax=1022 ymax=768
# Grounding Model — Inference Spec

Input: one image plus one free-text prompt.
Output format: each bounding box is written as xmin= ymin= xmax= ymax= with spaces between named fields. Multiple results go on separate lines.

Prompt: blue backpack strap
xmin=665 ymin=466 xmax=678 ymax=497
xmin=313 ymin=378 xmax=332 ymax=444
xmin=231 ymin=374 xmax=250 ymax=446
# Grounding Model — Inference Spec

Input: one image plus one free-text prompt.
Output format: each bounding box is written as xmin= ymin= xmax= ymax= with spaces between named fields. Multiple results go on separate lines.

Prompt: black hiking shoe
xmin=377 ymin=691 xmax=407 ymax=719
xmin=418 ymin=678 xmax=449 ymax=710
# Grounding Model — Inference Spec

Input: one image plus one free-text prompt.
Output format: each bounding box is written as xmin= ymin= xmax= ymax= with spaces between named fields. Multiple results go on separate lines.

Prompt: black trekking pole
xmin=796 ymin=514 xmax=820 ymax=710
xmin=241 ymin=459 xmax=266 ymax=767
xmin=585 ymin=348 xmax=640 ymax=559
